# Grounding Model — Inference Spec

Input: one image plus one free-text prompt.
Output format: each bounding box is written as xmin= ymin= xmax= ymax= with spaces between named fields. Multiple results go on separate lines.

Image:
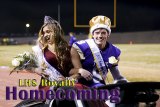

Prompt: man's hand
xmin=78 ymin=68 xmax=93 ymax=81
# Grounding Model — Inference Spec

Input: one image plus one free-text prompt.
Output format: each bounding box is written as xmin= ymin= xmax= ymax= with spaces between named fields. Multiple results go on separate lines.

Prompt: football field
xmin=0 ymin=44 xmax=160 ymax=82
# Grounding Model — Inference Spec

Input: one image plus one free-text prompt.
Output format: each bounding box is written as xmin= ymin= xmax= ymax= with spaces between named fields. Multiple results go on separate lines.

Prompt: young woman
xmin=32 ymin=16 xmax=74 ymax=91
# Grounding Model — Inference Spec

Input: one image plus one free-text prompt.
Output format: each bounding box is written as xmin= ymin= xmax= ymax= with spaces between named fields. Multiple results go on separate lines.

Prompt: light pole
xmin=58 ymin=2 xmax=61 ymax=24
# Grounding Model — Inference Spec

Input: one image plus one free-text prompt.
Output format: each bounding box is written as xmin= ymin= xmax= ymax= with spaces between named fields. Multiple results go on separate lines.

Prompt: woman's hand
xmin=34 ymin=68 xmax=49 ymax=78
xmin=58 ymin=76 xmax=66 ymax=81
xmin=78 ymin=68 xmax=93 ymax=81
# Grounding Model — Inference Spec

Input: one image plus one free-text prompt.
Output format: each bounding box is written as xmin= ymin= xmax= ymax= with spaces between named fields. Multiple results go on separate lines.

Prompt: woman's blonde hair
xmin=38 ymin=18 xmax=72 ymax=76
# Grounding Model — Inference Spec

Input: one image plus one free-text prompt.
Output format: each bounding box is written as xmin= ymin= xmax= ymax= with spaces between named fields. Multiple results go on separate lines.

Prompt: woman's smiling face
xmin=42 ymin=25 xmax=54 ymax=45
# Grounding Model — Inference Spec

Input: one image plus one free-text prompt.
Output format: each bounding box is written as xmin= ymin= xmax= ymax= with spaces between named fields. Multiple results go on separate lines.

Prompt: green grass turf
xmin=0 ymin=44 xmax=160 ymax=82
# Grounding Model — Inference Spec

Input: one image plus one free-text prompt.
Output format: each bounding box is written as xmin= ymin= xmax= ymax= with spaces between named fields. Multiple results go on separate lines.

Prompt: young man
xmin=71 ymin=15 xmax=127 ymax=88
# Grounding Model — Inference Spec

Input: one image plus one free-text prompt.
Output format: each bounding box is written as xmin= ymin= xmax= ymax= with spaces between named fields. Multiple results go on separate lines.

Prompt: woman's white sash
xmin=32 ymin=45 xmax=63 ymax=81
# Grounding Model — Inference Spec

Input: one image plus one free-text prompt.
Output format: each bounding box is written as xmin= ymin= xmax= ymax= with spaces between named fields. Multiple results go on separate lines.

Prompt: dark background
xmin=0 ymin=0 xmax=160 ymax=35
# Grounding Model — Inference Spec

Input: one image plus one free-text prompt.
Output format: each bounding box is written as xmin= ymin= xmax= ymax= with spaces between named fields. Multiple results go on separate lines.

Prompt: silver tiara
xmin=44 ymin=16 xmax=61 ymax=29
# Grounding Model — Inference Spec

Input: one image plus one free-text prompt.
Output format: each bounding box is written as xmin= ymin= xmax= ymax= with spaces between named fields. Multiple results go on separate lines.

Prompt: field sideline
xmin=0 ymin=44 xmax=160 ymax=82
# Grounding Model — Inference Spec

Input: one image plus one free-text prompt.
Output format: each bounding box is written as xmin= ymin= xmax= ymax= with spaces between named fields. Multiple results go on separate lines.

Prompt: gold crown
xmin=89 ymin=15 xmax=111 ymax=28
xmin=89 ymin=15 xmax=111 ymax=34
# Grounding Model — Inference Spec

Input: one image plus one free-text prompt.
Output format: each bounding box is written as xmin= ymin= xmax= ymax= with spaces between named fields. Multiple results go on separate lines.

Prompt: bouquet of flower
xmin=10 ymin=51 xmax=38 ymax=74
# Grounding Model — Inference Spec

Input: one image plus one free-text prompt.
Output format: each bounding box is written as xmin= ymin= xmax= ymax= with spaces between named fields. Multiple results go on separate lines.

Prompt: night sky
xmin=0 ymin=0 xmax=160 ymax=35
xmin=0 ymin=0 xmax=60 ymax=34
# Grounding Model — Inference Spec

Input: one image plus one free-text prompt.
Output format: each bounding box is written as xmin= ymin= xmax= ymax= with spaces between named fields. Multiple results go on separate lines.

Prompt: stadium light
xmin=26 ymin=23 xmax=30 ymax=28
xmin=25 ymin=23 xmax=30 ymax=36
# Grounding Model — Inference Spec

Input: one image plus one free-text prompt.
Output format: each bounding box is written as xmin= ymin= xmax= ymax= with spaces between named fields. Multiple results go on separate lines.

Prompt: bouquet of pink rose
xmin=10 ymin=51 xmax=38 ymax=74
